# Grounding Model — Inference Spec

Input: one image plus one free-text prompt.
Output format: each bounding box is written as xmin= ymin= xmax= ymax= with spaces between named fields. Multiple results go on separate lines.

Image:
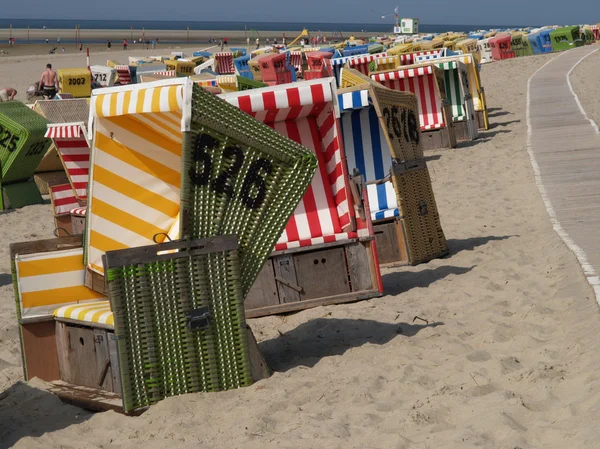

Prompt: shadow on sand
xmin=259 ymin=318 xmax=444 ymax=372
xmin=0 ymin=381 xmax=93 ymax=448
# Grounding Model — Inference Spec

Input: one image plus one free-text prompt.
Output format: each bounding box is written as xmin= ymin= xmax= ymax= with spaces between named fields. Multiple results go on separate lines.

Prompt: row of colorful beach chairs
xmin=4 ymin=70 xmax=454 ymax=412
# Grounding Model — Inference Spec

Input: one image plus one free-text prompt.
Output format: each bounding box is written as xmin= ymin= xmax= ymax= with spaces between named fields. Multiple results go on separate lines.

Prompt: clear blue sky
xmin=5 ymin=0 xmax=599 ymax=26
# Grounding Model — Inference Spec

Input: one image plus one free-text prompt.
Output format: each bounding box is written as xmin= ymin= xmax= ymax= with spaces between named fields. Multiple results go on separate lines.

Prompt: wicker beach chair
xmin=0 ymin=101 xmax=51 ymax=209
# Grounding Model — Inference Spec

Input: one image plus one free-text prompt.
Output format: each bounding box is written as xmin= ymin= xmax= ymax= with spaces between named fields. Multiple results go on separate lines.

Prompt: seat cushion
xmin=53 ymin=300 xmax=114 ymax=328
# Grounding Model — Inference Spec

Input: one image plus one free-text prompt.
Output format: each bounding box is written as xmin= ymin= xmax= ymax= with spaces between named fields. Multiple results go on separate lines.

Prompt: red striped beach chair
xmin=50 ymin=183 xmax=79 ymax=235
xmin=371 ymin=65 xmax=457 ymax=149
xmin=346 ymin=53 xmax=387 ymax=75
xmin=215 ymin=52 xmax=235 ymax=74
xmin=45 ymin=123 xmax=90 ymax=201
xmin=114 ymin=65 xmax=132 ymax=85
xmin=222 ymin=79 xmax=383 ymax=316
xmin=289 ymin=51 xmax=304 ymax=77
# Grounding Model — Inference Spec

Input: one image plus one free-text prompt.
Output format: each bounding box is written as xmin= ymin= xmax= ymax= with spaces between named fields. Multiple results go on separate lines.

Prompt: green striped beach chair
xmin=435 ymin=60 xmax=479 ymax=141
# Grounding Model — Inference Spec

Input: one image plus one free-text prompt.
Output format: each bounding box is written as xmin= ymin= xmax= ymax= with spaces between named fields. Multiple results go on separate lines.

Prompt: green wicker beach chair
xmin=181 ymin=84 xmax=318 ymax=294
xmin=104 ymin=235 xmax=253 ymax=413
xmin=236 ymin=76 xmax=268 ymax=91
xmin=0 ymin=102 xmax=51 ymax=209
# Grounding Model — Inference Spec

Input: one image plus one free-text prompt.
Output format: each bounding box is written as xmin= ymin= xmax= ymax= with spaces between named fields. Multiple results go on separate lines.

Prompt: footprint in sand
xmin=467 ymin=350 xmax=492 ymax=362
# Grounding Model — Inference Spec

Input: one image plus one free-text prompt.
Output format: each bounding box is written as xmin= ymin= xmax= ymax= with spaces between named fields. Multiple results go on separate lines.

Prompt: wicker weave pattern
xmin=183 ymin=84 xmax=318 ymax=294
xmin=105 ymin=236 xmax=252 ymax=413
xmin=0 ymin=102 xmax=51 ymax=184
xmin=391 ymin=162 xmax=448 ymax=264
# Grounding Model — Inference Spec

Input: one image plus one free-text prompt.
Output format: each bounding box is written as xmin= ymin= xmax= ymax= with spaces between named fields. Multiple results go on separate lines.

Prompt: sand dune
xmin=2 ymin=52 xmax=600 ymax=448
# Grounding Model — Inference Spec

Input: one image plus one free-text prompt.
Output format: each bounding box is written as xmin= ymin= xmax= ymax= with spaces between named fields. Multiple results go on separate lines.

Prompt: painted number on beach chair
xmin=25 ymin=141 xmax=47 ymax=157
xmin=68 ymin=77 xmax=86 ymax=86
xmin=189 ymin=132 xmax=272 ymax=209
xmin=0 ymin=124 xmax=18 ymax=153
xmin=382 ymin=106 xmax=420 ymax=144
xmin=94 ymin=73 xmax=107 ymax=82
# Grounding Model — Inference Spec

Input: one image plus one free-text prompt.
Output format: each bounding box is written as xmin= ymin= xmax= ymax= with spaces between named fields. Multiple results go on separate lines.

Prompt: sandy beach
xmin=2 ymin=50 xmax=600 ymax=449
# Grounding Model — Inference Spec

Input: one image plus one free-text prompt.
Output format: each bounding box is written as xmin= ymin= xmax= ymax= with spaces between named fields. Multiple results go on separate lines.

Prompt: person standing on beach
xmin=107 ymin=40 xmax=112 ymax=51
xmin=0 ymin=88 xmax=17 ymax=102
xmin=223 ymin=37 xmax=228 ymax=47
xmin=57 ymin=37 xmax=60 ymax=44
xmin=255 ymin=38 xmax=260 ymax=49
xmin=39 ymin=64 xmax=57 ymax=100
xmin=79 ymin=42 xmax=83 ymax=51
xmin=45 ymin=38 xmax=49 ymax=44
xmin=220 ymin=39 xmax=224 ymax=51
xmin=123 ymin=39 xmax=128 ymax=50
xmin=246 ymin=36 xmax=250 ymax=47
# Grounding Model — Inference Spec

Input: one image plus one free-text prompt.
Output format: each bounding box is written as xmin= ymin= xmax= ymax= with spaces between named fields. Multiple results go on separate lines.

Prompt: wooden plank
xmin=271 ymin=237 xmax=359 ymax=256
xmin=54 ymin=215 xmax=74 ymax=237
xmin=10 ymin=236 xmax=82 ymax=260
xmin=245 ymin=326 xmax=271 ymax=382
xmin=294 ymin=247 xmax=350 ymax=300
xmin=21 ymin=321 xmax=60 ymax=382
xmin=103 ymin=235 xmax=239 ymax=268
xmin=108 ymin=333 xmax=122 ymax=395
xmin=244 ymin=260 xmax=280 ymax=310
xmin=47 ymin=381 xmax=128 ymax=414
xmin=94 ymin=329 xmax=113 ymax=392
xmin=346 ymin=242 xmax=376 ymax=292
xmin=67 ymin=326 xmax=101 ymax=389
xmin=245 ymin=289 xmax=382 ymax=318
xmin=71 ymin=216 xmax=86 ymax=235
xmin=273 ymin=255 xmax=301 ymax=303
xmin=55 ymin=321 xmax=73 ymax=384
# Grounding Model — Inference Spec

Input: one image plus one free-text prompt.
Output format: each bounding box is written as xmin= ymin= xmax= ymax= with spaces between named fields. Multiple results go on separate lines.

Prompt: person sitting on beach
xmin=39 ymin=63 xmax=57 ymax=100
xmin=0 ymin=88 xmax=17 ymax=102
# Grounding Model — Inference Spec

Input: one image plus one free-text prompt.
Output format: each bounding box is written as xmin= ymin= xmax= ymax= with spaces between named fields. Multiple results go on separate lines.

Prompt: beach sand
xmin=2 ymin=52 xmax=600 ymax=448
xmin=570 ymin=47 xmax=600 ymax=127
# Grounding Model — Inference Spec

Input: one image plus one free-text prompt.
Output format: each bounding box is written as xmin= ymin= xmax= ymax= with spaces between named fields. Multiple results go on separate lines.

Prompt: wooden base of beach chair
xmin=453 ymin=120 xmax=478 ymax=142
xmin=373 ymin=219 xmax=410 ymax=266
xmin=420 ymin=127 xmax=457 ymax=151
xmin=244 ymin=238 xmax=382 ymax=318
xmin=85 ymin=268 xmax=108 ymax=295
xmin=20 ymin=320 xmax=61 ymax=382
xmin=55 ymin=321 xmax=121 ymax=394
xmin=1 ymin=181 xmax=43 ymax=210
xmin=71 ymin=215 xmax=86 ymax=235
xmin=48 ymin=325 xmax=268 ymax=415
xmin=54 ymin=215 xmax=74 ymax=237
xmin=476 ymin=110 xmax=489 ymax=130
xmin=33 ymin=170 xmax=68 ymax=195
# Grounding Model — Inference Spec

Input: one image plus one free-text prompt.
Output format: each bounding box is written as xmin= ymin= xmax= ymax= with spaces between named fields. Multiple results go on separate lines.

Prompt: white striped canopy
xmin=45 ymin=124 xmax=82 ymax=139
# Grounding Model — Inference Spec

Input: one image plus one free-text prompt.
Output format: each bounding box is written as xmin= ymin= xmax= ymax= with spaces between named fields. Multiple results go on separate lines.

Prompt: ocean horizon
xmin=0 ymin=18 xmax=536 ymax=33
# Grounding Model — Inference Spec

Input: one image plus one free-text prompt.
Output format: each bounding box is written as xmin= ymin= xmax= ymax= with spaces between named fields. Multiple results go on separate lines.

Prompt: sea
xmin=0 ymin=19 xmax=533 ymax=34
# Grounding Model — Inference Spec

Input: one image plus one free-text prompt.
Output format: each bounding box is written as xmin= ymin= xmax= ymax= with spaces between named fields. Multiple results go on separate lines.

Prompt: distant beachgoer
xmin=282 ymin=36 xmax=286 ymax=46
xmin=39 ymin=63 xmax=57 ymax=99
xmin=151 ymin=40 xmax=156 ymax=49
xmin=0 ymin=88 xmax=17 ymax=102
xmin=45 ymin=38 xmax=49 ymax=44
xmin=107 ymin=40 xmax=112 ymax=50
xmin=223 ymin=37 xmax=228 ymax=47
xmin=156 ymin=38 xmax=159 ymax=46
xmin=123 ymin=39 xmax=128 ymax=50
xmin=57 ymin=37 xmax=60 ymax=44
xmin=273 ymin=37 xmax=277 ymax=45
xmin=255 ymin=38 xmax=260 ymax=49
xmin=79 ymin=42 xmax=83 ymax=51
xmin=220 ymin=39 xmax=224 ymax=52
xmin=266 ymin=38 xmax=269 ymax=46
xmin=61 ymin=47 xmax=65 ymax=53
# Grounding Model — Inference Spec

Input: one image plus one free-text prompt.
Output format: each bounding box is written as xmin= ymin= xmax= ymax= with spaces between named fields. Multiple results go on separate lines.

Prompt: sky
xmin=4 ymin=0 xmax=599 ymax=26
